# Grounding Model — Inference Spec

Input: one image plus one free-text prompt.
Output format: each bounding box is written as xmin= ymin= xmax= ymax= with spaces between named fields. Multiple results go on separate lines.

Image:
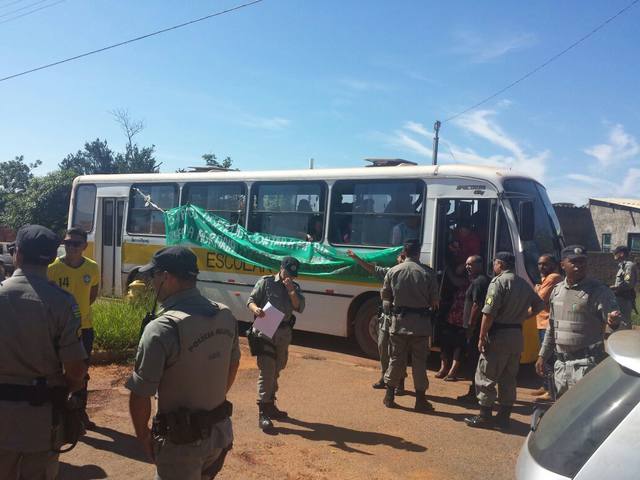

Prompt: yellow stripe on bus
xmin=119 ymin=242 xmax=379 ymax=287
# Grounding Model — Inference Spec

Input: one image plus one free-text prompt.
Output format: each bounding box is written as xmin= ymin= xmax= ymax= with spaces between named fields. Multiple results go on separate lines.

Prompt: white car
xmin=516 ymin=329 xmax=640 ymax=479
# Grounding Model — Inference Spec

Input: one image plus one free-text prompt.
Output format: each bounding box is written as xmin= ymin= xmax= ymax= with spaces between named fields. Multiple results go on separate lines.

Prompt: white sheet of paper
xmin=253 ymin=301 xmax=285 ymax=339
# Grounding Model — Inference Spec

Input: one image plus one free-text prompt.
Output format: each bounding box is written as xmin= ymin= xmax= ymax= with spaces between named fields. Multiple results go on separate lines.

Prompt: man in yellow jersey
xmin=48 ymin=227 xmax=100 ymax=429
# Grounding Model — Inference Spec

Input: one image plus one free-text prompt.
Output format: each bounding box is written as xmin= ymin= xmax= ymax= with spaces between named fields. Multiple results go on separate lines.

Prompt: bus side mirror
xmin=519 ymin=201 xmax=534 ymax=242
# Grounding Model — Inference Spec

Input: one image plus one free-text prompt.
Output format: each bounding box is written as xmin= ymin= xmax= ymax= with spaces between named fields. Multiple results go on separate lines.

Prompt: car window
xmin=529 ymin=358 xmax=640 ymax=477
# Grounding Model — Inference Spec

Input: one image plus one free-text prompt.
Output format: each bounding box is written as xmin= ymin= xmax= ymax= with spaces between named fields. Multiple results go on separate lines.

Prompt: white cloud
xmin=237 ymin=115 xmax=290 ymax=131
xmin=621 ymin=168 xmax=640 ymax=196
xmin=339 ymin=77 xmax=389 ymax=92
xmin=450 ymin=30 xmax=537 ymax=63
xmin=403 ymin=121 xmax=431 ymax=138
xmin=584 ymin=124 xmax=640 ymax=167
xmin=452 ymin=110 xmax=548 ymax=180
xmin=385 ymin=111 xmax=548 ymax=181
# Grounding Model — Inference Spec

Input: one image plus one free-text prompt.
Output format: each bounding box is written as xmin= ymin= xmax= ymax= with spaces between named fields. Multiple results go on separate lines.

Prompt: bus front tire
xmin=354 ymin=297 xmax=381 ymax=359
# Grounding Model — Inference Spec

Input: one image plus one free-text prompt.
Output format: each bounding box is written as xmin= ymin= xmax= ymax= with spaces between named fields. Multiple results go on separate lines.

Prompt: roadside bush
xmin=93 ymin=296 xmax=152 ymax=352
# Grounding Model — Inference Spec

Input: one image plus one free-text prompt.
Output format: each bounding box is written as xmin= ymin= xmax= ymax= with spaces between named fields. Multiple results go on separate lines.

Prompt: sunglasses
xmin=63 ymin=240 xmax=85 ymax=247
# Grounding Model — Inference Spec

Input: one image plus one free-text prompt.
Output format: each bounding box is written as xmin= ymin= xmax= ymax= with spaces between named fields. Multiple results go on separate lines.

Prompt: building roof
xmin=590 ymin=198 xmax=640 ymax=211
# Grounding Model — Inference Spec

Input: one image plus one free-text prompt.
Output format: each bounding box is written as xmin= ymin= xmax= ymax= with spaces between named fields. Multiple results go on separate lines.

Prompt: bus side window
xmin=128 ymin=183 xmax=179 ymax=235
xmin=329 ymin=180 xmax=425 ymax=247
xmin=72 ymin=184 xmax=97 ymax=232
xmin=248 ymin=181 xmax=327 ymax=240
xmin=182 ymin=182 xmax=247 ymax=224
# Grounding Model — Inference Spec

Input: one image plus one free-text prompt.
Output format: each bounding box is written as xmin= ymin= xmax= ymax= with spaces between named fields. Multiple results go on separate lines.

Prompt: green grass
xmin=92 ymin=295 xmax=153 ymax=352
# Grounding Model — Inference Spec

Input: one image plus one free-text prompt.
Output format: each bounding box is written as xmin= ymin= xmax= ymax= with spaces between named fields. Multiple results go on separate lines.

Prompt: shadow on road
xmin=58 ymin=462 xmax=107 ymax=479
xmin=80 ymin=426 xmax=150 ymax=464
xmin=272 ymin=416 xmax=427 ymax=455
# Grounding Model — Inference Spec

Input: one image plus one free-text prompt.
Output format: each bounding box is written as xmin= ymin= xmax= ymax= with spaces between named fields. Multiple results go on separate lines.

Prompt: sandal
xmin=444 ymin=375 xmax=458 ymax=382
xmin=435 ymin=371 xmax=447 ymax=379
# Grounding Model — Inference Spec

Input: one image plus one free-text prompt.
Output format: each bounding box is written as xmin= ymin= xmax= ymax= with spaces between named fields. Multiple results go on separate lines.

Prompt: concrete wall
xmin=587 ymin=252 xmax=640 ymax=285
xmin=589 ymin=202 xmax=640 ymax=252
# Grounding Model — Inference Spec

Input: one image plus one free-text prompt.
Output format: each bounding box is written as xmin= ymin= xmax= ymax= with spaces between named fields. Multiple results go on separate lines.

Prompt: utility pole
xmin=432 ymin=120 xmax=441 ymax=166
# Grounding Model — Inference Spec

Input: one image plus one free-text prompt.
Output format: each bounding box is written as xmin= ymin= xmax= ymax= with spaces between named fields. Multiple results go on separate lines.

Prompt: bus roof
xmin=74 ymin=164 xmax=536 ymax=188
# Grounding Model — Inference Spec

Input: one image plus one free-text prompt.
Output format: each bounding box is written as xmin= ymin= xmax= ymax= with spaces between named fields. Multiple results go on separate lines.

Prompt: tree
xmin=1 ymin=169 xmax=76 ymax=234
xmin=112 ymin=109 xmax=160 ymax=173
xmin=59 ymin=139 xmax=117 ymax=175
xmin=202 ymin=153 xmax=233 ymax=169
xmin=0 ymin=155 xmax=41 ymax=192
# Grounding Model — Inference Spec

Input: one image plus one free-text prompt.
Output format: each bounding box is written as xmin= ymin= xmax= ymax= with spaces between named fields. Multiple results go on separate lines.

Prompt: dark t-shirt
xmin=463 ymin=274 xmax=489 ymax=328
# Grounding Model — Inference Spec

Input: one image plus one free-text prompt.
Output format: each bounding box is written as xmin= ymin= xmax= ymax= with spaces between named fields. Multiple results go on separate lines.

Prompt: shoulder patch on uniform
xmin=624 ymin=274 xmax=631 ymax=281
xmin=486 ymin=296 xmax=493 ymax=306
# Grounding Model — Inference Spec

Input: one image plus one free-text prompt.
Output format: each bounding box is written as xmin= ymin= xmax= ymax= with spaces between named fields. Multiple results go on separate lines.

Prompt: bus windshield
xmin=504 ymin=179 xmax=562 ymax=283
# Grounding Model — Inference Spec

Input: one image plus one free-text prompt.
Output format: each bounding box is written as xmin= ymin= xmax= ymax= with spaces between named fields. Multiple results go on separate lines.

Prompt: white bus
xmin=67 ymin=162 xmax=563 ymax=359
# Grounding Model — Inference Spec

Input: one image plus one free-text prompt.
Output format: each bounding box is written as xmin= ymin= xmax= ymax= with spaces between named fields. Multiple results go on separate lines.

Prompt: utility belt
xmin=152 ymin=400 xmax=233 ymax=445
xmin=392 ymin=306 xmax=432 ymax=317
xmin=489 ymin=323 xmax=522 ymax=335
xmin=0 ymin=379 xmax=83 ymax=453
xmin=246 ymin=315 xmax=295 ymax=358
xmin=556 ymin=342 xmax=605 ymax=362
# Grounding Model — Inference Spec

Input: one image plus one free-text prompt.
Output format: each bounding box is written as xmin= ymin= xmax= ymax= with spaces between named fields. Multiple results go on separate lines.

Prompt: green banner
xmin=164 ymin=205 xmax=401 ymax=281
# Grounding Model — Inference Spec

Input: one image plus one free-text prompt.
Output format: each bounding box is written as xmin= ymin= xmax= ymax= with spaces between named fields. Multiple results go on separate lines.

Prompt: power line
xmin=0 ymin=0 xmax=64 ymax=25
xmin=0 ymin=0 xmax=52 ymax=18
xmin=443 ymin=0 xmax=640 ymax=123
xmin=0 ymin=0 xmax=264 ymax=84
xmin=0 ymin=0 xmax=30 ymax=10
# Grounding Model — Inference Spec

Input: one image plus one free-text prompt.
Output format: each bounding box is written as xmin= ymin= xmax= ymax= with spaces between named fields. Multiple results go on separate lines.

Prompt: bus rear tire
xmin=354 ymin=297 xmax=381 ymax=359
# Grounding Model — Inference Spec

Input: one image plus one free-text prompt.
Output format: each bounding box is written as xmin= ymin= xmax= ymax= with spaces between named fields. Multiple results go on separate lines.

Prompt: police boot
xmin=464 ymin=406 xmax=494 ymax=429
xmin=395 ymin=378 xmax=407 ymax=396
xmin=456 ymin=385 xmax=477 ymax=404
xmin=414 ymin=391 xmax=434 ymax=413
xmin=258 ymin=404 xmax=274 ymax=431
xmin=383 ymin=386 xmax=396 ymax=408
xmin=494 ymin=405 xmax=512 ymax=431
xmin=269 ymin=402 xmax=288 ymax=420
xmin=372 ymin=377 xmax=386 ymax=389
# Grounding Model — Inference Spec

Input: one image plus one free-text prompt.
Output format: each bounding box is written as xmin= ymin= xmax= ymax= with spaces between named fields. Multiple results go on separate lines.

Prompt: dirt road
xmin=60 ymin=333 xmax=541 ymax=479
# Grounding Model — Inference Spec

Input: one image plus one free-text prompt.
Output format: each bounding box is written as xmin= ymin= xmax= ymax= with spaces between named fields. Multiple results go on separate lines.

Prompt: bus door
xmin=433 ymin=197 xmax=495 ymax=342
xmin=100 ymin=197 xmax=126 ymax=296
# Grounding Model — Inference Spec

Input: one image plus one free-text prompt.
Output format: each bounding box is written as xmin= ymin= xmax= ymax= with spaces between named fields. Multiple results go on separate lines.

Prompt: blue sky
xmin=1 ymin=0 xmax=639 ymax=204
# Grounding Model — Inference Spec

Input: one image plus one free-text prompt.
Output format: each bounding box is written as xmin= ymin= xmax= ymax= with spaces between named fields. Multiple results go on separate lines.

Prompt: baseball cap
xmin=561 ymin=245 xmax=587 ymax=260
xmin=15 ymin=225 xmax=60 ymax=264
xmin=139 ymin=246 xmax=199 ymax=278
xmin=281 ymin=256 xmax=300 ymax=277
xmin=494 ymin=251 xmax=515 ymax=267
xmin=613 ymin=245 xmax=629 ymax=255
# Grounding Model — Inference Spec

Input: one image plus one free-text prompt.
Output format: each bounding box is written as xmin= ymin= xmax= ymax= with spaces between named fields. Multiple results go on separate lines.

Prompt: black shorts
xmin=440 ymin=323 xmax=466 ymax=352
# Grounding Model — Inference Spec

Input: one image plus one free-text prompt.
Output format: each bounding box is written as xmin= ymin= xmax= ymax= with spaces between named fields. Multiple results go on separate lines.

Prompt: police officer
xmin=537 ymin=245 xmax=620 ymax=398
xmin=465 ymin=252 xmax=544 ymax=430
xmin=0 ymin=225 xmax=87 ymax=479
xmin=610 ymin=245 xmax=638 ymax=330
xmin=347 ymin=249 xmax=407 ymax=392
xmin=382 ymin=239 xmax=439 ymax=412
xmin=126 ymin=246 xmax=240 ymax=479
xmin=248 ymin=256 xmax=305 ymax=431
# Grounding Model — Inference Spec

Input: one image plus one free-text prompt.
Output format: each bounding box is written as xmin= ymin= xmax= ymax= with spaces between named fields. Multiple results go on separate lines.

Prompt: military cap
xmin=139 ymin=246 xmax=199 ymax=278
xmin=281 ymin=256 xmax=300 ymax=277
xmin=613 ymin=245 xmax=629 ymax=255
xmin=561 ymin=245 xmax=587 ymax=260
xmin=494 ymin=251 xmax=515 ymax=267
xmin=15 ymin=224 xmax=60 ymax=264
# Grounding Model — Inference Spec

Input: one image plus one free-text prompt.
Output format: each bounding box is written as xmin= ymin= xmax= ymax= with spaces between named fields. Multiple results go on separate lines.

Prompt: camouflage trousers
xmin=256 ymin=326 xmax=293 ymax=403
xmin=553 ymin=356 xmax=597 ymax=398
xmin=384 ymin=334 xmax=429 ymax=392
xmin=617 ymin=298 xmax=634 ymax=330
xmin=475 ymin=350 xmax=520 ymax=408
xmin=0 ymin=449 xmax=58 ymax=480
